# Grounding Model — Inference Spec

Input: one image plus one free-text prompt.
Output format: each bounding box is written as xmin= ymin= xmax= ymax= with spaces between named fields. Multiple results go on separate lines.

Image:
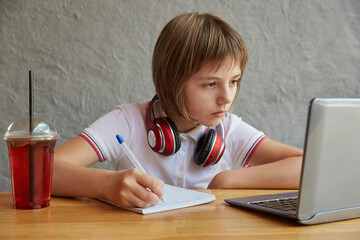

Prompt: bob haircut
xmin=152 ymin=12 xmax=248 ymax=121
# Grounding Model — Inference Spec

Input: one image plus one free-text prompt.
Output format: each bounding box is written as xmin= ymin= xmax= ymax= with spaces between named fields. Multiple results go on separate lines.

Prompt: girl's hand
xmin=104 ymin=169 xmax=164 ymax=208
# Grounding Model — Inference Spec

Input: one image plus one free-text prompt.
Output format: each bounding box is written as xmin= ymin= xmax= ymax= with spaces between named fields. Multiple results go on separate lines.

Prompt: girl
xmin=52 ymin=12 xmax=303 ymax=208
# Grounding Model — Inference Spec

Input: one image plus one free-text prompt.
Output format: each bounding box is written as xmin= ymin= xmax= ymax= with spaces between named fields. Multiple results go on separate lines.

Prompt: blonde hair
xmin=152 ymin=12 xmax=248 ymax=120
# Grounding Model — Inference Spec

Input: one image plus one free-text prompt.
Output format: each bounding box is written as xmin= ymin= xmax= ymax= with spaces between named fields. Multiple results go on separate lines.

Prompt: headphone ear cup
xmin=194 ymin=129 xmax=217 ymax=167
xmin=154 ymin=117 xmax=181 ymax=156
xmin=163 ymin=117 xmax=181 ymax=154
xmin=147 ymin=122 xmax=163 ymax=153
xmin=146 ymin=99 xmax=163 ymax=153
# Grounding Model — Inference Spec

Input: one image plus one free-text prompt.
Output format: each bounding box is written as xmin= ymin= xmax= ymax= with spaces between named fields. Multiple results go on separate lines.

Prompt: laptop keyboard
xmin=249 ymin=197 xmax=298 ymax=211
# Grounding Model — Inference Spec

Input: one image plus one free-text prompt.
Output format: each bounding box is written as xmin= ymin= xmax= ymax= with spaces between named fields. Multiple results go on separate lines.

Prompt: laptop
xmin=225 ymin=98 xmax=360 ymax=225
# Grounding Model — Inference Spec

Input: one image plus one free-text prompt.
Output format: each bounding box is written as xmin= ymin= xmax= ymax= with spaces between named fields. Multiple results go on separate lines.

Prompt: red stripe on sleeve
xmin=242 ymin=136 xmax=268 ymax=168
xmin=79 ymin=133 xmax=104 ymax=162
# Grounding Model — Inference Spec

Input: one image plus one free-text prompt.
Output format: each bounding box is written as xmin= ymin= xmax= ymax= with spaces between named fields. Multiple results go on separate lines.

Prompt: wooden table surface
xmin=1 ymin=190 xmax=359 ymax=239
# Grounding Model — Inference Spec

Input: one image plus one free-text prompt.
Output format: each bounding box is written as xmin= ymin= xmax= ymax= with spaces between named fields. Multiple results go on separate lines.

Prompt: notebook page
xmin=126 ymin=184 xmax=216 ymax=214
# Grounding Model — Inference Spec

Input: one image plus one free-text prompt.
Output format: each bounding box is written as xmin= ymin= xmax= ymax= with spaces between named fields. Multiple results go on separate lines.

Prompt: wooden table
xmin=0 ymin=190 xmax=359 ymax=239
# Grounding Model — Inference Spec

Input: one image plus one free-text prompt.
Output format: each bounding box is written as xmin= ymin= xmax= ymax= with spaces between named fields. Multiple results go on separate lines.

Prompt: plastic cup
xmin=4 ymin=116 xmax=58 ymax=209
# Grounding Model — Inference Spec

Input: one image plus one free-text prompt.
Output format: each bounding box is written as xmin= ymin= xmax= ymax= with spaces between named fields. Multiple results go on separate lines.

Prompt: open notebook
xmin=106 ymin=184 xmax=215 ymax=214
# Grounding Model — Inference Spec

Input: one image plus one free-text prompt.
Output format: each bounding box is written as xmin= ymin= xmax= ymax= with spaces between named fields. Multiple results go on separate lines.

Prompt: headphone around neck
xmin=145 ymin=96 xmax=226 ymax=167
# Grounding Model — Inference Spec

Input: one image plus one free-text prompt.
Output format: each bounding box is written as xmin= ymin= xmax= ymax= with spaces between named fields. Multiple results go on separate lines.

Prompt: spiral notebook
xmin=120 ymin=184 xmax=215 ymax=214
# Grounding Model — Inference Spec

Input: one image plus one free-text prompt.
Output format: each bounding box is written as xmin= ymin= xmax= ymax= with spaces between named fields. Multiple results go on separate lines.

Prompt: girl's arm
xmin=52 ymin=136 xmax=164 ymax=208
xmin=207 ymin=138 xmax=303 ymax=189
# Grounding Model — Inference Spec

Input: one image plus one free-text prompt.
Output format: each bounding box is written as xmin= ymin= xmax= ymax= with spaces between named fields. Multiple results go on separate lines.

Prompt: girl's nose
xmin=217 ymin=86 xmax=234 ymax=105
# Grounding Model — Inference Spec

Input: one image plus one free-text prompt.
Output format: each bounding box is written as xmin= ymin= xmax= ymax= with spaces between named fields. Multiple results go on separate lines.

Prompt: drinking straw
xmin=29 ymin=70 xmax=35 ymax=205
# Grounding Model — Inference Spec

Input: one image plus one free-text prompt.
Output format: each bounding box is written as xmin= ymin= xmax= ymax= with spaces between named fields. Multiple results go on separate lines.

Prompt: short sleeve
xmin=222 ymin=114 xmax=266 ymax=167
xmin=79 ymin=103 xmax=145 ymax=163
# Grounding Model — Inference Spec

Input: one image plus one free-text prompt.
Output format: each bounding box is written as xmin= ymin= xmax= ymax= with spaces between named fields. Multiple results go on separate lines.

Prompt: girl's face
xmin=175 ymin=57 xmax=241 ymax=132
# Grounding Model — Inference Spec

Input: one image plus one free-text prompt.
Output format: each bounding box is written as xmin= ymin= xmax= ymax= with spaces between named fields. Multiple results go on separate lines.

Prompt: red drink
xmin=7 ymin=138 xmax=57 ymax=209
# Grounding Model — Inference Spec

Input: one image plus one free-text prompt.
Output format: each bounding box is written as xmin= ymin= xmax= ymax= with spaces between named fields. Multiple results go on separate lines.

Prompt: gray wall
xmin=0 ymin=0 xmax=359 ymax=191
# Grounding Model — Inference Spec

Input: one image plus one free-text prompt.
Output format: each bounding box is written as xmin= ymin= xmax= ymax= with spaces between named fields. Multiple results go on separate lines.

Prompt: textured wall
xmin=0 ymin=0 xmax=359 ymax=191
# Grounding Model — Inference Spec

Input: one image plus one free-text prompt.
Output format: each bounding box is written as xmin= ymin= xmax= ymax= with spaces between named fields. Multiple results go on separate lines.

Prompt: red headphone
xmin=146 ymin=96 xmax=226 ymax=167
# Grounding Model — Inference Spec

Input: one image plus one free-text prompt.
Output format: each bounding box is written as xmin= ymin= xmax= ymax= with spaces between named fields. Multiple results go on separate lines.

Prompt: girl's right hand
xmin=103 ymin=169 xmax=164 ymax=208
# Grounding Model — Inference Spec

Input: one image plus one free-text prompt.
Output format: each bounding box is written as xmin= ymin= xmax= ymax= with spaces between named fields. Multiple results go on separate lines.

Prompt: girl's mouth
xmin=212 ymin=111 xmax=226 ymax=118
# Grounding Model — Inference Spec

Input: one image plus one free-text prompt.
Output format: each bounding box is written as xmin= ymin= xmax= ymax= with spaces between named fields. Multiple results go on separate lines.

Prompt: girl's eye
xmin=204 ymin=82 xmax=216 ymax=88
xmin=230 ymin=79 xmax=239 ymax=86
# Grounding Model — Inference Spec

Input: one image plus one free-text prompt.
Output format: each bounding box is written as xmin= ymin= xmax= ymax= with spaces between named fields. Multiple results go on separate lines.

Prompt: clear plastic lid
xmin=4 ymin=116 xmax=58 ymax=140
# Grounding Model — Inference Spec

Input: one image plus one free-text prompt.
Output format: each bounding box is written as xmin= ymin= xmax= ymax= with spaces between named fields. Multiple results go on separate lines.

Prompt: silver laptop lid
xmin=298 ymin=98 xmax=360 ymax=221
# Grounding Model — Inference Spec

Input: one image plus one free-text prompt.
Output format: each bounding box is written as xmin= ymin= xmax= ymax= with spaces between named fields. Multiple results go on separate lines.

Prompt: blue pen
xmin=116 ymin=134 xmax=165 ymax=203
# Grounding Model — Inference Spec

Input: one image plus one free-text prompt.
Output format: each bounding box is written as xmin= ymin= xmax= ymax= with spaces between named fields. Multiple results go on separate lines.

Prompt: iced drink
xmin=4 ymin=116 xmax=58 ymax=209
xmin=7 ymin=138 xmax=57 ymax=209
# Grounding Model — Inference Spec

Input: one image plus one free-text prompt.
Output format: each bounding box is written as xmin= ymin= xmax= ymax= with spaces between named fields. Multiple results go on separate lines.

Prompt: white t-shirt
xmin=80 ymin=101 xmax=266 ymax=189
